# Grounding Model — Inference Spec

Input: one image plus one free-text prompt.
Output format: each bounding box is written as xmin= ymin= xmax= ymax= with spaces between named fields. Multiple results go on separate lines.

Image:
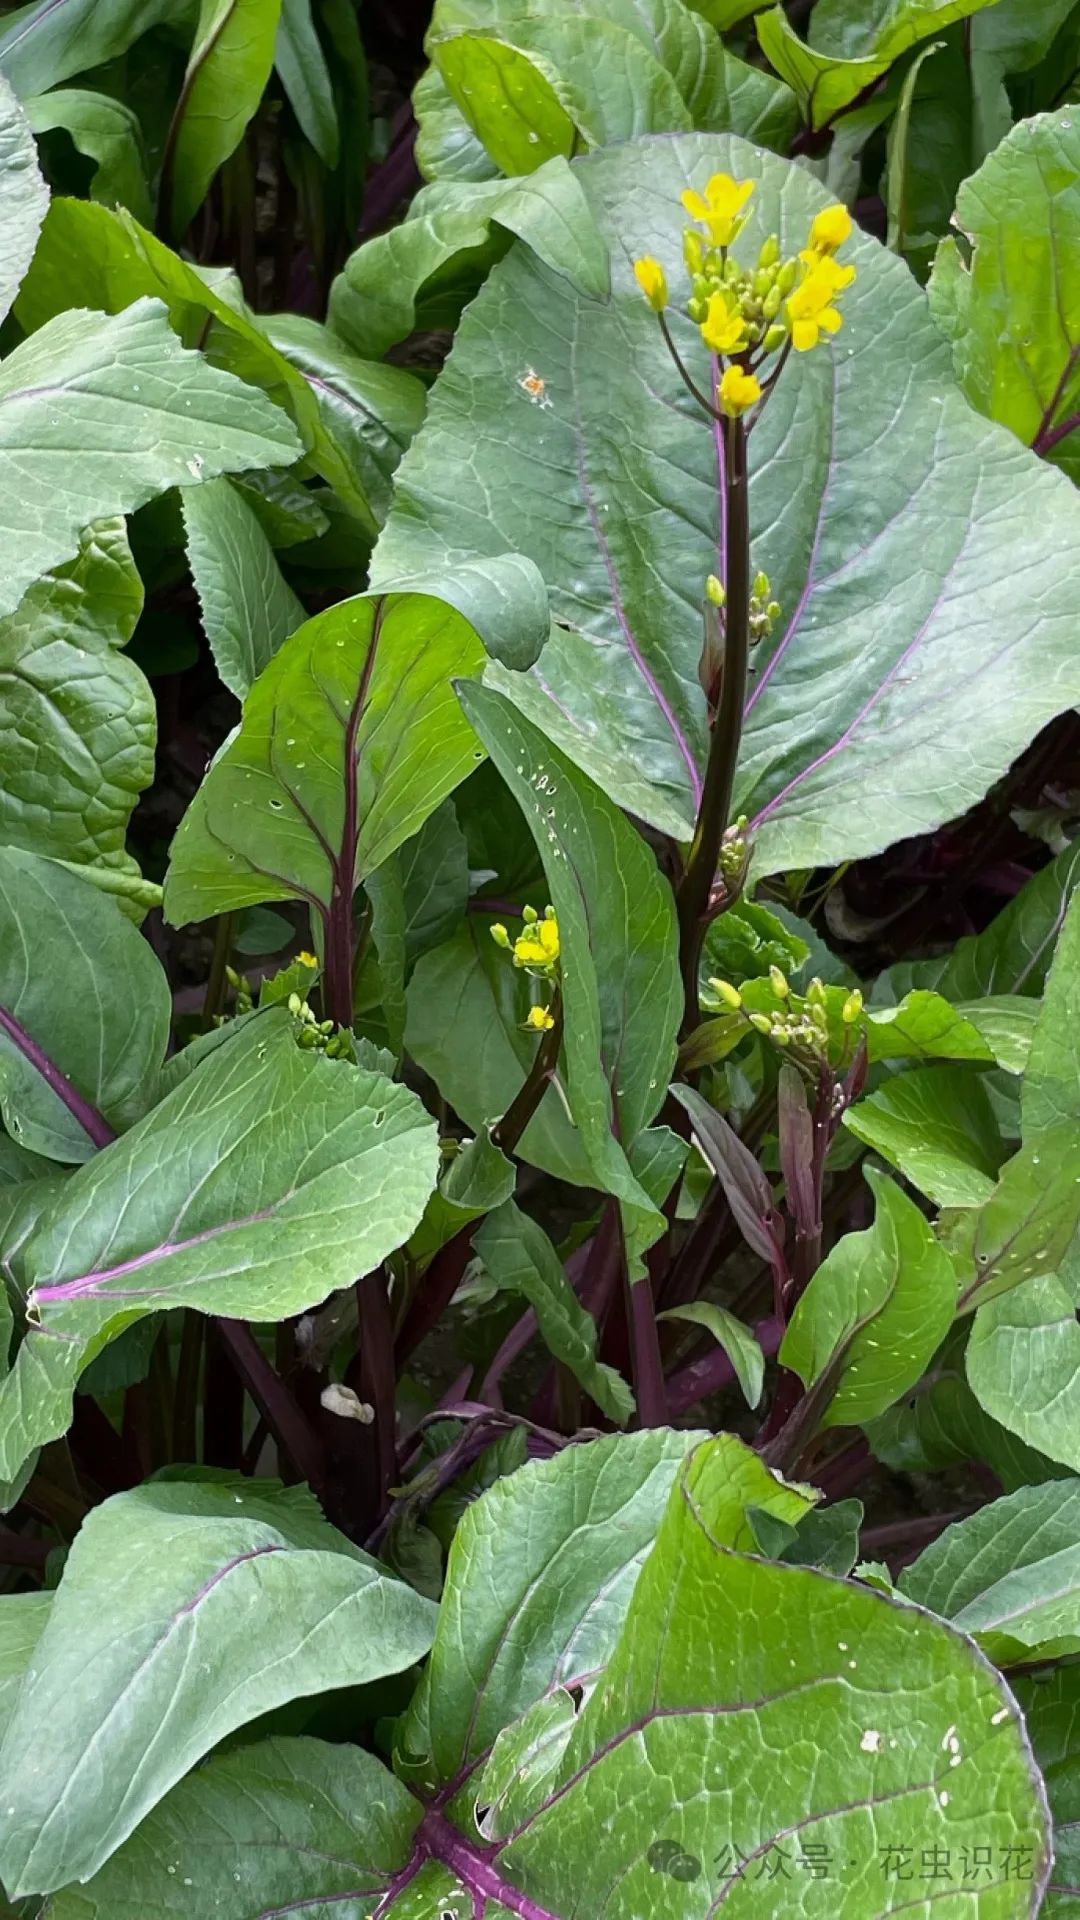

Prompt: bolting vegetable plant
xmin=2 ymin=0 xmax=1080 ymax=1913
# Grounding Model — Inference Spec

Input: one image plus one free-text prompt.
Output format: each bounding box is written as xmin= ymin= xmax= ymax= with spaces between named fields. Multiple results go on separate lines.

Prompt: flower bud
xmin=769 ymin=965 xmax=790 ymax=999
xmin=759 ymin=233 xmax=781 ymax=269
xmin=713 ymin=978 xmax=743 ymax=1010
xmin=688 ymin=296 xmax=707 ymax=324
xmin=762 ymin=285 xmax=782 ymax=320
xmin=490 ymin=923 xmax=511 ymax=949
xmin=777 ymin=259 xmax=799 ymax=296
xmin=763 ymin=322 xmax=788 ymax=353
xmin=633 ymin=256 xmax=668 ymax=313
xmin=842 ymin=989 xmax=864 ymax=1024
xmin=749 ymin=1012 xmax=773 ymax=1035
xmin=705 ymin=573 xmax=727 ymax=608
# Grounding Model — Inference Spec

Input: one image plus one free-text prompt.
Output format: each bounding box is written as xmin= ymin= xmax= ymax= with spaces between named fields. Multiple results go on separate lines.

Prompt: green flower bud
xmin=763 ymin=322 xmax=788 ymax=353
xmin=759 ymin=233 xmax=781 ymax=270
xmin=762 ymin=285 xmax=782 ymax=320
xmin=777 ymin=258 xmax=799 ymax=296
xmin=705 ymin=574 xmax=727 ymax=608
xmin=753 ymin=269 xmax=772 ymax=299
xmin=842 ymin=989 xmax=864 ymax=1024
xmin=768 ymin=965 xmax=790 ymax=1000
xmin=688 ymin=296 xmax=707 ymax=324
xmin=712 ymin=978 xmax=743 ymax=1010
xmin=807 ymin=977 xmax=827 ymax=1007
xmin=748 ymin=1012 xmax=773 ymax=1035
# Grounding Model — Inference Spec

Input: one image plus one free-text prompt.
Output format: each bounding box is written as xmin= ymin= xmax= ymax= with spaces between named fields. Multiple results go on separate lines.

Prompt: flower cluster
xmin=633 ymin=175 xmax=857 ymax=421
xmin=710 ymin=969 xmax=864 ymax=1074
xmin=491 ymin=905 xmax=561 ymax=1032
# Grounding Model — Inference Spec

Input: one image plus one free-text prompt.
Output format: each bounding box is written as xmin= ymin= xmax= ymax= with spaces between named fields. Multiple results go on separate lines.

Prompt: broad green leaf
xmin=397 ymin=800 xmax=470 ymax=967
xmin=261 ymin=312 xmax=427 ymax=524
xmin=24 ymin=88 xmax=151 ymax=224
xmin=0 ymin=1477 xmax=436 ymax=1896
xmin=406 ymin=920 xmax=596 ymax=1188
xmin=757 ymin=7 xmax=891 ymax=126
xmin=901 ymin=1481 xmax=1080 ymax=1664
xmin=750 ymin=1495 xmax=863 ymax=1575
xmin=930 ymin=112 xmax=1080 ymax=480
xmin=865 ymin=988 xmax=996 ymax=1064
xmin=0 ymin=0 xmax=182 ymax=95
xmin=406 ymin=1123 xmax=515 ymax=1267
xmin=181 ymin=477 xmax=304 ymax=699
xmin=944 ymin=1126 xmax=1080 ymax=1313
xmin=0 ymin=1132 xmax=55 ymax=1188
xmin=0 ymin=847 xmax=170 ymax=1162
xmin=163 ymin=0 xmax=284 ymax=239
xmin=885 ymin=840 xmax=1080 ymax=1001
xmin=0 ymin=1589 xmax=49 ymax=1743
xmin=375 ymin=131 xmax=1080 ymax=866
xmin=659 ymin=1300 xmax=765 ymax=1407
xmin=869 ymin=1325 xmax=1071 ymax=1491
xmin=0 ymin=69 xmax=47 ymax=325
xmin=474 ymin=1200 xmax=634 ymax=1424
xmin=957 ymin=994 xmax=1041 ymax=1074
xmin=844 ymin=1065 xmax=1004 ymax=1207
xmin=40 ymin=1734 xmax=423 ymax=1919
xmin=164 ymin=590 xmax=488 ymax=929
xmin=459 ymin=682 xmax=681 ymax=1246
xmin=400 ymin=1427 xmax=703 ymax=1788
xmin=0 ymin=294 xmax=300 ymax=621
xmin=781 ymin=1165 xmax=956 ymax=1427
xmin=328 ymin=156 xmax=609 ymax=359
xmin=809 ymin=0 xmax=999 ymax=61
xmin=1023 ymin=891 xmax=1080 ymax=1140
xmin=432 ymin=33 xmax=577 ymax=175
xmin=967 ymin=1262 xmax=1080 ymax=1473
xmin=0 ymin=1012 xmax=437 ymax=1480
xmin=15 ymin=198 xmax=378 ymax=538
xmin=1012 ymin=1665 xmax=1080 ymax=1917
xmin=275 ymin=0 xmax=339 ymax=167
xmin=488 ymin=1436 xmax=1049 ymax=1911
xmin=0 ymin=519 xmax=158 ymax=903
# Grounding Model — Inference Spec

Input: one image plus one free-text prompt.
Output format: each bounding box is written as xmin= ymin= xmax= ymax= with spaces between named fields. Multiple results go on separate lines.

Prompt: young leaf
xmin=275 ymin=0 xmax=339 ymax=167
xmin=673 ymin=1082 xmax=787 ymax=1285
xmin=1011 ymin=1664 xmax=1080 ymax=1915
xmin=181 ymin=477 xmax=305 ymax=699
xmin=901 ymin=1481 xmax=1080 ymax=1665
xmin=1023 ymin=892 xmax=1080 ymax=1140
xmin=930 ymin=111 xmax=1080 ymax=478
xmin=0 ymin=0 xmax=177 ymax=96
xmin=966 ymin=1264 xmax=1080 ymax=1473
xmin=0 ymin=1012 xmax=437 ymax=1481
xmin=658 ymin=1300 xmax=765 ymax=1408
xmin=0 ymin=294 xmax=300 ymax=621
xmin=781 ymin=1166 xmax=957 ymax=1427
xmin=375 ymin=130 xmax=1080 ymax=866
xmin=0 ymin=1477 xmax=437 ymax=1896
xmin=0 ymin=847 xmax=170 ymax=1162
xmin=39 ymin=1734 xmax=424 ymax=1919
xmin=0 ymin=519 xmax=158 ymax=907
xmin=432 ymin=33 xmax=578 ymax=176
xmin=844 ymin=1064 xmax=1004 ymax=1208
xmin=328 ymin=157 xmax=610 ymax=359
xmin=759 ymin=0 xmax=998 ymax=126
xmin=162 ymin=0 xmax=284 ymax=239
xmin=24 ymin=88 xmax=151 ymax=224
xmin=0 ymin=70 xmax=48 ymax=326
xmin=474 ymin=1200 xmax=634 ymax=1424
xmin=944 ymin=1125 xmax=1080 ymax=1313
xmin=164 ymin=590 xmax=487 ymax=937
xmin=459 ymin=682 xmax=682 ymax=1249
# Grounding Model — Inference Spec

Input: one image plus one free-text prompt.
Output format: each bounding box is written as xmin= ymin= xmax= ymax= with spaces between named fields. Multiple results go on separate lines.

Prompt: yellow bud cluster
xmin=491 ymin=906 xmax=561 ymax=1036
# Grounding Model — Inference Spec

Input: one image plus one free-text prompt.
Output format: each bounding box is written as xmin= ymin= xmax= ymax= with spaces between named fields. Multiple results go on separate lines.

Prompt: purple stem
xmin=411 ymin=1809 xmax=561 ymax=1920
xmin=0 ymin=1001 xmax=116 ymax=1151
xmin=1034 ymin=409 xmax=1080 ymax=457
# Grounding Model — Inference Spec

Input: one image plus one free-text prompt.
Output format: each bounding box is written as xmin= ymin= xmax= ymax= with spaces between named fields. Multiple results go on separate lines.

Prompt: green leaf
xmin=967 ymin=1262 xmax=1080 ymax=1473
xmin=901 ymin=1481 xmax=1080 ymax=1665
xmin=486 ymin=1436 xmax=1049 ymax=1908
xmin=406 ymin=1124 xmax=515 ymax=1267
xmin=24 ymin=88 xmax=151 ymax=224
xmin=865 ymin=987 xmax=997 ymax=1064
xmin=328 ymin=155 xmax=609 ymax=359
xmin=40 ymin=1733 xmax=423 ymax=1919
xmin=659 ymin=1300 xmax=765 ymax=1407
xmin=930 ymin=111 xmax=1080 ymax=478
xmin=398 ymin=799 xmax=470 ymax=967
xmin=181 ymin=477 xmax=305 ymax=699
xmin=0 ymin=1012 xmax=437 ymax=1481
xmin=810 ymin=0 xmax=998 ymax=61
xmin=844 ymin=1064 xmax=1004 ymax=1207
xmin=164 ymin=589 xmax=488 ymax=928
xmin=15 ymin=197 xmax=377 ymax=538
xmin=0 ymin=1590 xmax=49 ymax=1744
xmin=944 ymin=1126 xmax=1080 ymax=1313
xmin=375 ymin=131 xmax=1080 ymax=866
xmin=459 ymin=682 xmax=682 ymax=1249
xmin=0 ymin=519 xmax=158 ymax=902
xmin=1011 ymin=1664 xmax=1080 ymax=1916
xmin=701 ymin=897 xmax=810 ymax=990
xmin=868 ymin=1324 xmax=1071 ymax=1491
xmin=885 ymin=840 xmax=1080 ymax=1001
xmin=0 ymin=70 xmax=47 ymax=325
xmin=0 ymin=295 xmax=300 ymax=622
xmin=0 ymin=1477 xmax=436 ymax=1896
xmin=275 ymin=0 xmax=339 ymax=167
xmin=474 ymin=1200 xmax=634 ymax=1424
xmin=0 ymin=0 xmax=180 ymax=95
xmin=432 ymin=32 xmax=577 ymax=176
xmin=748 ymin=1495 xmax=863 ymax=1575
xmin=1023 ymin=891 xmax=1080 ymax=1140
xmin=399 ymin=1426 xmax=703 ymax=1789
xmin=0 ymin=847 xmax=170 ymax=1162
xmin=163 ymin=0 xmax=284 ymax=238
xmin=260 ymin=312 xmax=427 ymax=525
xmin=781 ymin=1165 xmax=957 ymax=1427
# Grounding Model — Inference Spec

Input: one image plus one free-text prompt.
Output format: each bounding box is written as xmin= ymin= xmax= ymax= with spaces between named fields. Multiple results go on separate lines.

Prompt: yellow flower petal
xmin=525 ymin=1004 xmax=555 ymax=1031
xmin=633 ymin=256 xmax=668 ymax=313
xmin=791 ymin=318 xmax=819 ymax=352
xmin=718 ymin=365 xmax=762 ymax=418
xmin=818 ymin=305 xmax=844 ymax=335
xmin=809 ymin=204 xmax=853 ymax=255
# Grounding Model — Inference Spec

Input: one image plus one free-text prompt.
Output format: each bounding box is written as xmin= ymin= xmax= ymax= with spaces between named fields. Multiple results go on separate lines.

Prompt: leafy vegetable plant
xmin=2 ymin=0 xmax=1080 ymax=1913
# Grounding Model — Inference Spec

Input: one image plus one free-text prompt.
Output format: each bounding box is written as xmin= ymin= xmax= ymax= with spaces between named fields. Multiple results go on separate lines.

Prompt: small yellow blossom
xmin=718 ymin=364 xmax=762 ymax=418
xmin=787 ymin=256 xmax=855 ymax=352
xmin=700 ymin=288 xmax=750 ymax=355
xmin=525 ymin=1003 xmax=556 ymax=1032
xmin=513 ymin=913 xmax=560 ymax=970
xmin=634 ymin=256 xmax=668 ymax=313
xmin=805 ymin=204 xmax=853 ymax=258
xmin=297 ymin=951 xmax=318 ymax=969
xmin=681 ymin=172 xmax=755 ymax=248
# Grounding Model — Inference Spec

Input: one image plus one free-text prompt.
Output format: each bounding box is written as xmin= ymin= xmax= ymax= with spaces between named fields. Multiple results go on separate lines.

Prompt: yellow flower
xmin=633 ymin=256 xmax=668 ymax=313
xmin=786 ymin=257 xmax=855 ymax=352
xmin=717 ymin=365 xmax=762 ymax=418
xmin=525 ymin=1003 xmax=556 ymax=1032
xmin=681 ymin=172 xmax=755 ymax=248
xmin=511 ymin=908 xmax=560 ymax=972
xmin=700 ymin=289 xmax=750 ymax=355
xmin=806 ymin=203 xmax=853 ymax=257
xmin=297 ymin=951 xmax=318 ymax=969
